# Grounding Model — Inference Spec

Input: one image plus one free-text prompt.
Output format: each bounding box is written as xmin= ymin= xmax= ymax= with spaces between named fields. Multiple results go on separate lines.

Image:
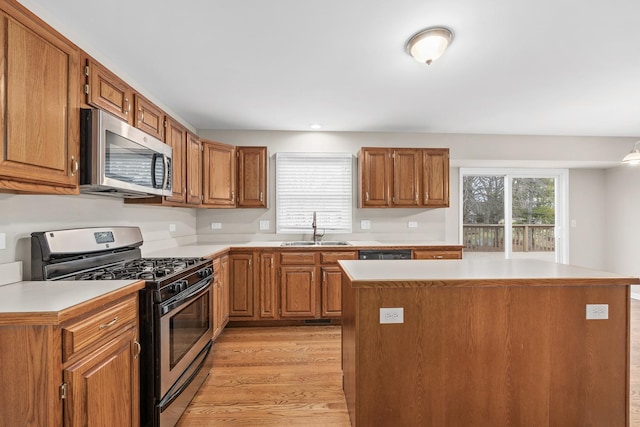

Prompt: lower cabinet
xmin=63 ymin=327 xmax=139 ymax=426
xmin=321 ymin=267 xmax=343 ymax=318
xmin=229 ymin=252 xmax=255 ymax=319
xmin=280 ymin=265 xmax=317 ymax=318
xmin=212 ymin=254 xmax=230 ymax=339
xmin=0 ymin=284 xmax=143 ymax=427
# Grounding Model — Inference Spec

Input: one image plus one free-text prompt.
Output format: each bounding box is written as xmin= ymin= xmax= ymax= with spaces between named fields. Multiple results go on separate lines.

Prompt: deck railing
xmin=463 ymin=224 xmax=555 ymax=252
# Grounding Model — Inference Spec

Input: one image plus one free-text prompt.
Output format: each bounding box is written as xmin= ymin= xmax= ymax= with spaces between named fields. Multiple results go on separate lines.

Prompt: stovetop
xmin=71 ymin=257 xmax=206 ymax=281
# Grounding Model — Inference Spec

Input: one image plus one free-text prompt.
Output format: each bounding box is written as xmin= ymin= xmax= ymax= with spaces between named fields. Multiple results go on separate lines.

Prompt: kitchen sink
xmin=280 ymin=240 xmax=351 ymax=246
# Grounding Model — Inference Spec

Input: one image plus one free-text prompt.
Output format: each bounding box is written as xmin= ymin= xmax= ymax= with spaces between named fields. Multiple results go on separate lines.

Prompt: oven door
xmin=158 ymin=276 xmax=213 ymax=398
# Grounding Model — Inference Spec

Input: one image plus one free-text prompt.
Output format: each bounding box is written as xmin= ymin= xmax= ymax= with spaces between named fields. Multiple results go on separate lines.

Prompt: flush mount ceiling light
xmin=406 ymin=27 xmax=454 ymax=65
xmin=622 ymin=141 xmax=640 ymax=164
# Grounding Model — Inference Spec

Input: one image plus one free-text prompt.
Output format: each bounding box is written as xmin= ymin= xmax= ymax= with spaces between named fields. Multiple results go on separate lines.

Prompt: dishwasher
xmin=358 ymin=249 xmax=412 ymax=260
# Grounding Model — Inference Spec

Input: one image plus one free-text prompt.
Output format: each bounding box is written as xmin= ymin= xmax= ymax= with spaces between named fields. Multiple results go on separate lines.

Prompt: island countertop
xmin=338 ymin=258 xmax=640 ymax=287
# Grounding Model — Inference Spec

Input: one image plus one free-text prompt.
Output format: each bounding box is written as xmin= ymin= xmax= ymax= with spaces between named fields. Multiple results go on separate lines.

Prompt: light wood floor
xmin=177 ymin=325 xmax=350 ymax=426
xmin=179 ymin=299 xmax=640 ymax=426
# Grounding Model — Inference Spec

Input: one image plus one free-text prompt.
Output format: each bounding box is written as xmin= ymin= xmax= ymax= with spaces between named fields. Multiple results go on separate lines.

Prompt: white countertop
xmin=0 ymin=280 xmax=140 ymax=318
xmin=339 ymin=258 xmax=640 ymax=287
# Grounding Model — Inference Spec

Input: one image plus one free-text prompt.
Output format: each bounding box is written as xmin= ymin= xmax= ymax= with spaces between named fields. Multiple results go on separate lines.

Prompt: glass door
xmin=461 ymin=169 xmax=568 ymax=263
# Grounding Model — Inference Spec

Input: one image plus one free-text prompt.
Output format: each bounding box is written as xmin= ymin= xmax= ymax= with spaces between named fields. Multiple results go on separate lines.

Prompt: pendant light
xmin=406 ymin=27 xmax=454 ymax=65
xmin=622 ymin=141 xmax=640 ymax=165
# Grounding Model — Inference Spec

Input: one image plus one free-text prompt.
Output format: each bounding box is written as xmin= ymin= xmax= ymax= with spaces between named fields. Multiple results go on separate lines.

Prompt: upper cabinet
xmin=186 ymin=131 xmax=202 ymax=205
xmin=164 ymin=117 xmax=188 ymax=204
xmin=84 ymin=56 xmax=166 ymax=142
xmin=237 ymin=146 xmax=267 ymax=208
xmin=202 ymin=140 xmax=236 ymax=207
xmin=202 ymin=141 xmax=267 ymax=209
xmin=358 ymin=147 xmax=450 ymax=208
xmin=0 ymin=1 xmax=81 ymax=194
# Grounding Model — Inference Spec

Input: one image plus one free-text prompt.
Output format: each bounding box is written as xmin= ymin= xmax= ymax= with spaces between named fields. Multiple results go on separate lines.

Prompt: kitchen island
xmin=339 ymin=259 xmax=639 ymax=427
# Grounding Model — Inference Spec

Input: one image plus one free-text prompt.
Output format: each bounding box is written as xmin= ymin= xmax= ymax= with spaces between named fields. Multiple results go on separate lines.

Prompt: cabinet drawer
xmin=279 ymin=252 xmax=316 ymax=265
xmin=62 ymin=295 xmax=137 ymax=361
xmin=413 ymin=250 xmax=462 ymax=260
xmin=320 ymin=251 xmax=358 ymax=264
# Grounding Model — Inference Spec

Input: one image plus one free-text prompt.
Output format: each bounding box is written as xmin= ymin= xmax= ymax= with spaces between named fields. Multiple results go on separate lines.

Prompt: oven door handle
xmin=160 ymin=276 xmax=212 ymax=315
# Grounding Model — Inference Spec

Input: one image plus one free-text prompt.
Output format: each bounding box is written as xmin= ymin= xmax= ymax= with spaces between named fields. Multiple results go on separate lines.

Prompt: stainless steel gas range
xmin=31 ymin=226 xmax=214 ymax=427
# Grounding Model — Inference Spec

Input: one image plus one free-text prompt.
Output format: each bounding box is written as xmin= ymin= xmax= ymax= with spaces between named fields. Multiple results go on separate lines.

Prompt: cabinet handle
xmin=99 ymin=317 xmax=118 ymax=330
xmin=124 ymin=98 xmax=131 ymax=115
xmin=434 ymin=255 xmax=444 ymax=259
xmin=259 ymin=191 xmax=263 ymax=202
xmin=138 ymin=108 xmax=144 ymax=124
xmin=70 ymin=156 xmax=79 ymax=176
xmin=133 ymin=339 xmax=142 ymax=359
xmin=231 ymin=191 xmax=235 ymax=202
xmin=365 ymin=192 xmax=369 ymax=202
xmin=424 ymin=191 xmax=429 ymax=201
xmin=270 ymin=257 xmax=273 ymax=267
xmin=415 ymin=193 xmax=418 ymax=203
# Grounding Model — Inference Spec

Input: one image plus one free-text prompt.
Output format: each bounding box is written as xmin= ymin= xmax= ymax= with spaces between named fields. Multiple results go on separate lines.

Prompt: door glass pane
xmin=511 ymin=177 xmax=556 ymax=261
xmin=462 ymin=175 xmax=505 ymax=259
xmin=169 ymin=292 xmax=210 ymax=369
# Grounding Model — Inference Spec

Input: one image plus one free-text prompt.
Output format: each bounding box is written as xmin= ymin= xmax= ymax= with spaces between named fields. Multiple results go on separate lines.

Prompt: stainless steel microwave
xmin=80 ymin=108 xmax=172 ymax=198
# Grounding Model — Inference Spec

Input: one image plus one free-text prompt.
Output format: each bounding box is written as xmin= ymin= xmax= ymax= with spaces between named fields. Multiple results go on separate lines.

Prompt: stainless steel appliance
xmin=358 ymin=249 xmax=412 ymax=260
xmin=31 ymin=226 xmax=214 ymax=427
xmin=80 ymin=108 xmax=173 ymax=198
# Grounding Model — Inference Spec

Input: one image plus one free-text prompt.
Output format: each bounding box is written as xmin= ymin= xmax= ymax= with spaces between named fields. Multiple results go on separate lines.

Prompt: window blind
xmin=276 ymin=153 xmax=353 ymax=233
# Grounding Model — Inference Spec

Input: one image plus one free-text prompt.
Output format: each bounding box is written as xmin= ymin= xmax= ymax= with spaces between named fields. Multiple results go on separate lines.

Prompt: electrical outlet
xmin=586 ymin=304 xmax=608 ymax=320
xmin=210 ymin=222 xmax=222 ymax=230
xmin=408 ymin=221 xmax=418 ymax=228
xmin=259 ymin=220 xmax=270 ymax=230
xmin=379 ymin=307 xmax=404 ymax=324
xmin=360 ymin=220 xmax=371 ymax=230
xmin=169 ymin=224 xmax=176 ymax=232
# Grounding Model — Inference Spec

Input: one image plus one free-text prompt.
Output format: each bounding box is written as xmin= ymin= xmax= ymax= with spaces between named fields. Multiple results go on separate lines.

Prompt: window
xmin=276 ymin=153 xmax=353 ymax=233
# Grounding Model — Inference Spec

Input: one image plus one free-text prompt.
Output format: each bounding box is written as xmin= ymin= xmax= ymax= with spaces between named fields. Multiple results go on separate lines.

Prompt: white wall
xmin=605 ymin=165 xmax=640 ymax=293
xmin=0 ymin=193 xmax=197 ymax=279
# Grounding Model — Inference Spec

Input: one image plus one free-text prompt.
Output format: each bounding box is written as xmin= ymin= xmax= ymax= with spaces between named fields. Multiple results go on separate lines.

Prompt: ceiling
xmin=17 ymin=0 xmax=640 ymax=137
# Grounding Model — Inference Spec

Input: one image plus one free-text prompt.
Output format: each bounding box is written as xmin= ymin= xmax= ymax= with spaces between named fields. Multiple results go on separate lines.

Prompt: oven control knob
xmin=198 ymin=267 xmax=212 ymax=278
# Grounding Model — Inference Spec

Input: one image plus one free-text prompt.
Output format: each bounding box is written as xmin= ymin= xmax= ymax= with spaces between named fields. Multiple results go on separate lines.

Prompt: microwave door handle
xmin=151 ymin=153 xmax=161 ymax=189
xmin=162 ymin=154 xmax=170 ymax=190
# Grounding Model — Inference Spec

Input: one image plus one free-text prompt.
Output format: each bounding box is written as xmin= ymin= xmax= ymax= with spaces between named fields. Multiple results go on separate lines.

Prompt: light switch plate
xmin=586 ymin=304 xmax=608 ymax=320
xmin=408 ymin=221 xmax=418 ymax=228
xmin=360 ymin=220 xmax=371 ymax=230
xmin=380 ymin=307 xmax=404 ymax=324
xmin=259 ymin=220 xmax=270 ymax=230
xmin=169 ymin=223 xmax=176 ymax=232
xmin=210 ymin=222 xmax=222 ymax=230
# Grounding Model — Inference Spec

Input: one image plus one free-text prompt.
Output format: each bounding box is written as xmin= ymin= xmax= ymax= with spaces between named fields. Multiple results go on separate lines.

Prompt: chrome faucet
xmin=311 ymin=211 xmax=325 ymax=243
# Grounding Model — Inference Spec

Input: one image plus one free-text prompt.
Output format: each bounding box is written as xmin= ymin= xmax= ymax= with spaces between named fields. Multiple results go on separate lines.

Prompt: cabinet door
xmin=133 ymin=94 xmax=164 ymax=140
xmin=212 ymin=257 xmax=222 ymax=339
xmin=280 ymin=266 xmax=316 ymax=318
xmin=359 ymin=148 xmax=391 ymax=207
xmin=86 ymin=58 xmax=132 ymax=122
xmin=321 ymin=266 xmax=342 ymax=317
xmin=202 ymin=140 xmax=236 ymax=207
xmin=422 ymin=148 xmax=450 ymax=207
xmin=229 ymin=253 xmax=254 ymax=318
xmin=0 ymin=11 xmax=80 ymax=192
xmin=259 ymin=252 xmax=278 ymax=319
xmin=220 ymin=255 xmax=230 ymax=325
xmin=393 ymin=149 xmax=421 ymax=207
xmin=63 ymin=327 xmax=139 ymax=427
xmin=164 ymin=118 xmax=187 ymax=204
xmin=186 ymin=132 xmax=202 ymax=205
xmin=237 ymin=146 xmax=267 ymax=208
